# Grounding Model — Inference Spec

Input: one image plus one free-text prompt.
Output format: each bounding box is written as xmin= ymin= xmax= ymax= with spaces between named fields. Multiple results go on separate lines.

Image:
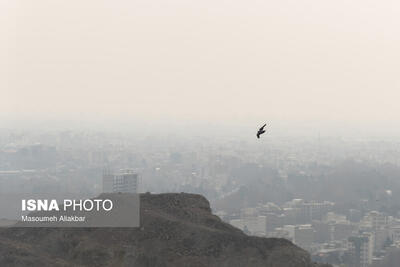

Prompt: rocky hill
xmin=0 ymin=193 xmax=330 ymax=267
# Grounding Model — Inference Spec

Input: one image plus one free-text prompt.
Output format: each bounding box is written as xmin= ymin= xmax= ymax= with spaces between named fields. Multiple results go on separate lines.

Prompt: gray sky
xmin=3 ymin=0 xmax=400 ymax=130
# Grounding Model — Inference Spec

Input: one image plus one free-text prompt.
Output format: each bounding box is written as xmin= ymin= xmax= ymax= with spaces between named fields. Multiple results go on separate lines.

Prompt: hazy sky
xmin=3 ymin=1 xmax=400 ymax=129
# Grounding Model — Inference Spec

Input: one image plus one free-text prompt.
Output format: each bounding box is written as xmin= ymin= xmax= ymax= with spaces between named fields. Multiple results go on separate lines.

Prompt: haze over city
xmin=3 ymin=1 xmax=400 ymax=266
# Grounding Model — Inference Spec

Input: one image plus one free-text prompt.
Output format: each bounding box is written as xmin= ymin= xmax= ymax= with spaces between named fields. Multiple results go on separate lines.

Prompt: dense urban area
xmin=2 ymin=128 xmax=400 ymax=267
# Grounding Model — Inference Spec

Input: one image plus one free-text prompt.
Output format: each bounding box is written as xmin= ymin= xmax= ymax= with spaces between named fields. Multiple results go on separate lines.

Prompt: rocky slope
xmin=0 ymin=193 xmax=330 ymax=267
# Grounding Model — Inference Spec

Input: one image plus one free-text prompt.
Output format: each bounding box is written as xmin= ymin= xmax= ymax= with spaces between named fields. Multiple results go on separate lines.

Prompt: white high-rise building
xmin=361 ymin=232 xmax=374 ymax=267
xmin=103 ymin=169 xmax=139 ymax=193
xmin=349 ymin=232 xmax=374 ymax=267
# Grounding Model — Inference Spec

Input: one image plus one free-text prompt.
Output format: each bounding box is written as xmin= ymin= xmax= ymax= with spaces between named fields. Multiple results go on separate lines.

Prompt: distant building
xmin=283 ymin=208 xmax=297 ymax=225
xmin=313 ymin=221 xmax=332 ymax=243
xmin=102 ymin=169 xmax=139 ymax=193
xmin=333 ymin=223 xmax=355 ymax=242
xmin=361 ymin=211 xmax=388 ymax=230
xmin=348 ymin=209 xmax=362 ymax=223
xmin=325 ymin=212 xmax=347 ymax=223
xmin=370 ymin=211 xmax=388 ymax=230
xmin=102 ymin=168 xmax=114 ymax=193
xmin=348 ymin=232 xmax=374 ymax=267
xmin=389 ymin=225 xmax=400 ymax=243
xmin=300 ymin=201 xmax=334 ymax=222
xmin=294 ymin=224 xmax=315 ymax=251
xmin=265 ymin=213 xmax=284 ymax=233
xmin=374 ymin=228 xmax=390 ymax=253
xmin=284 ymin=199 xmax=334 ymax=224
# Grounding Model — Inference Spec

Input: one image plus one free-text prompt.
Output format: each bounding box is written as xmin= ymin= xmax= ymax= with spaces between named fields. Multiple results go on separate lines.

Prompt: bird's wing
xmin=260 ymin=124 xmax=267 ymax=130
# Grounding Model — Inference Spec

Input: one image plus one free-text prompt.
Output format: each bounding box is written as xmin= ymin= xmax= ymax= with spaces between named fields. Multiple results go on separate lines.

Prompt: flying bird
xmin=257 ymin=124 xmax=267 ymax=139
